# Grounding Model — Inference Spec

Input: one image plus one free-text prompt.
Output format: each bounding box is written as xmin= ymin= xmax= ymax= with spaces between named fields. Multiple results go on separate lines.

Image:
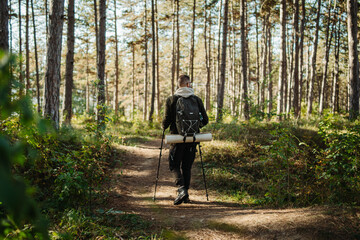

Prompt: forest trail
xmin=108 ymin=139 xmax=359 ymax=240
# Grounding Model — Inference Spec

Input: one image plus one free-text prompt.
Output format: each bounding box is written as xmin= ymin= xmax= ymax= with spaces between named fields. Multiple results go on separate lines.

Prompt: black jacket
xmin=162 ymin=94 xmax=209 ymax=134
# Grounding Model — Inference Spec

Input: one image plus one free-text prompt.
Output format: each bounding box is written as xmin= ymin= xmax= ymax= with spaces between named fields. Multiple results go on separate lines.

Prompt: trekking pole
xmin=153 ymin=129 xmax=165 ymax=201
xmin=198 ymin=143 xmax=209 ymax=201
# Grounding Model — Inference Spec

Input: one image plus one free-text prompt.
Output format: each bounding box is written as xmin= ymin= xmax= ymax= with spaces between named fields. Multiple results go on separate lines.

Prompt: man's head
xmin=178 ymin=74 xmax=192 ymax=88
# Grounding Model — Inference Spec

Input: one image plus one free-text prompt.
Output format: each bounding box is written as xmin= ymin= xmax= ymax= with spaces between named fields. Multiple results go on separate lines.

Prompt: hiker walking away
xmin=162 ymin=74 xmax=209 ymax=205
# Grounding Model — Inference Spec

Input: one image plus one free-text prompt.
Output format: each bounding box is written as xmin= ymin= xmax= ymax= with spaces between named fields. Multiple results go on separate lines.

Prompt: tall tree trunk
xmin=149 ymin=0 xmax=156 ymax=122
xmin=267 ymin=21 xmax=273 ymax=119
xmin=43 ymin=0 xmax=65 ymax=128
xmin=260 ymin=16 xmax=268 ymax=112
xmin=176 ymin=0 xmax=180 ymax=82
xmin=155 ymin=0 xmax=160 ymax=116
xmin=171 ymin=0 xmax=175 ymax=94
xmin=63 ymin=0 xmax=75 ymax=125
xmin=143 ymin=0 xmax=148 ymax=120
xmin=31 ymin=0 xmax=40 ymax=113
xmin=331 ymin=11 xmax=340 ymax=114
xmin=293 ymin=0 xmax=300 ymax=117
xmin=216 ymin=0 xmax=222 ymax=107
xmin=94 ymin=0 xmax=98 ymax=63
xmin=286 ymin=24 xmax=293 ymax=117
xmin=96 ymin=0 xmax=106 ymax=128
xmin=18 ymin=0 xmax=23 ymax=97
xmin=0 ymin=0 xmax=9 ymax=51
xmin=240 ymin=0 xmax=249 ymax=120
xmin=189 ymin=0 xmax=196 ymax=82
xmin=204 ymin=0 xmax=211 ymax=111
xmin=347 ymin=0 xmax=359 ymax=120
xmin=216 ymin=0 xmax=228 ymax=122
xmin=25 ymin=0 xmax=30 ymax=94
xmin=114 ymin=0 xmax=119 ymax=116
xmin=298 ymin=0 xmax=306 ymax=117
xmin=255 ymin=2 xmax=260 ymax=105
xmin=86 ymin=41 xmax=90 ymax=113
xmin=276 ymin=0 xmax=287 ymax=121
xmin=306 ymin=0 xmax=321 ymax=118
xmin=132 ymin=43 xmax=135 ymax=118
xmin=319 ymin=0 xmax=333 ymax=115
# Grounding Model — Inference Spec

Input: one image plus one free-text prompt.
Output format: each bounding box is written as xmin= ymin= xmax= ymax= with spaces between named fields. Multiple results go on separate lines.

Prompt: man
xmin=162 ymin=74 xmax=209 ymax=205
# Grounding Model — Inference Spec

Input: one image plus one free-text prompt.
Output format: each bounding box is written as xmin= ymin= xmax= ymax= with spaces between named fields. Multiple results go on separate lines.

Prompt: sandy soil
xmin=108 ymin=139 xmax=360 ymax=240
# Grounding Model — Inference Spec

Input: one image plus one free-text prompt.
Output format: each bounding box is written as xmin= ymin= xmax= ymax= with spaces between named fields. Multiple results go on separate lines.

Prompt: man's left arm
xmin=197 ymin=97 xmax=209 ymax=127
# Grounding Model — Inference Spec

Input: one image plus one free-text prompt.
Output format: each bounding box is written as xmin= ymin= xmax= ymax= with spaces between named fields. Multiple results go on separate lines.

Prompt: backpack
xmin=175 ymin=95 xmax=200 ymax=137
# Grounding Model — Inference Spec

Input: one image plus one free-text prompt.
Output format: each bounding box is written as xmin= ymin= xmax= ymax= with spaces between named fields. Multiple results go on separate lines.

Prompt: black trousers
xmin=168 ymin=143 xmax=197 ymax=190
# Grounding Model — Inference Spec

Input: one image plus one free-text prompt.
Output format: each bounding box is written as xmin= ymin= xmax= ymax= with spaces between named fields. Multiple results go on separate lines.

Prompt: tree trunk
xmin=189 ymin=0 xmax=196 ymax=82
xmin=260 ymin=16 xmax=268 ymax=112
xmin=155 ymin=0 xmax=160 ymax=116
xmin=18 ymin=0 xmax=23 ymax=97
xmin=276 ymin=0 xmax=287 ymax=121
xmin=216 ymin=0 xmax=222 ymax=107
xmin=86 ymin=41 xmax=90 ymax=113
xmin=25 ymin=0 xmax=30 ymax=94
xmin=347 ymin=0 xmax=359 ymax=120
xmin=96 ymin=0 xmax=106 ymax=128
xmin=204 ymin=0 xmax=211 ymax=111
xmin=267 ymin=20 xmax=273 ymax=119
xmin=132 ymin=43 xmax=135 ymax=118
xmin=306 ymin=0 xmax=321 ymax=118
xmin=240 ymin=0 xmax=249 ymax=120
xmin=149 ymin=0 xmax=156 ymax=122
xmin=319 ymin=0 xmax=333 ymax=115
xmin=114 ymin=0 xmax=119 ymax=116
xmin=298 ymin=0 xmax=306 ymax=117
xmin=0 ymin=0 xmax=9 ymax=51
xmin=331 ymin=11 xmax=340 ymax=114
xmin=94 ymin=0 xmax=98 ymax=63
xmin=63 ymin=0 xmax=75 ymax=125
xmin=143 ymin=0 xmax=148 ymax=120
xmin=255 ymin=3 xmax=260 ymax=105
xmin=216 ymin=0 xmax=228 ymax=122
xmin=43 ymin=0 xmax=65 ymax=129
xmin=176 ymin=0 xmax=180 ymax=82
xmin=293 ymin=0 xmax=300 ymax=117
xmin=31 ymin=0 xmax=40 ymax=113
xmin=171 ymin=0 xmax=175 ymax=95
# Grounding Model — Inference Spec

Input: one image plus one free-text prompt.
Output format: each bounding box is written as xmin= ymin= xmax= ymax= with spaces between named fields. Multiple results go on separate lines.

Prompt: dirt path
xmin=108 ymin=140 xmax=360 ymax=239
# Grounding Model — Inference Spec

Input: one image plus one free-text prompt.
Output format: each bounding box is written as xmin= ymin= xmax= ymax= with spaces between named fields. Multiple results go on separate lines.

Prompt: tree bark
xmin=267 ymin=21 xmax=273 ymax=120
xmin=132 ymin=43 xmax=135 ymax=118
xmin=216 ymin=0 xmax=222 ymax=107
xmin=216 ymin=0 xmax=228 ymax=122
xmin=293 ymin=0 xmax=300 ymax=117
xmin=143 ymin=0 xmax=148 ymax=120
xmin=31 ymin=0 xmax=40 ymax=113
xmin=298 ymin=0 xmax=306 ymax=117
xmin=240 ymin=0 xmax=249 ymax=120
xmin=204 ymin=0 xmax=211 ymax=111
xmin=0 ymin=0 xmax=9 ymax=51
xmin=149 ymin=0 xmax=156 ymax=122
xmin=176 ymin=0 xmax=180 ymax=82
xmin=306 ymin=0 xmax=321 ymax=118
xmin=86 ymin=41 xmax=90 ymax=113
xmin=63 ymin=0 xmax=75 ymax=125
xmin=255 ymin=3 xmax=260 ymax=105
xmin=347 ymin=0 xmax=359 ymax=120
xmin=171 ymin=0 xmax=175 ymax=95
xmin=25 ymin=0 xmax=30 ymax=94
xmin=96 ymin=0 xmax=106 ymax=127
xmin=18 ymin=0 xmax=23 ymax=97
xmin=114 ymin=0 xmax=119 ymax=116
xmin=276 ymin=0 xmax=287 ymax=121
xmin=331 ymin=11 xmax=340 ymax=114
xmin=43 ymin=0 xmax=65 ymax=128
xmin=189 ymin=0 xmax=196 ymax=82
xmin=260 ymin=16 xmax=268 ymax=112
xmin=155 ymin=0 xmax=160 ymax=116
xmin=319 ymin=0 xmax=333 ymax=115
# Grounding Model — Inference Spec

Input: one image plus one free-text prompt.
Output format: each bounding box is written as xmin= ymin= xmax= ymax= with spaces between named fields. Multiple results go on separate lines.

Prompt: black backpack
xmin=175 ymin=95 xmax=200 ymax=137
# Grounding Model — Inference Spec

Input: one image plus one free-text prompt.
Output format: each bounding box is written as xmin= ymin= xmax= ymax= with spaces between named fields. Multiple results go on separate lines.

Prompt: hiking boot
xmin=174 ymin=187 xmax=188 ymax=205
xmin=183 ymin=196 xmax=191 ymax=203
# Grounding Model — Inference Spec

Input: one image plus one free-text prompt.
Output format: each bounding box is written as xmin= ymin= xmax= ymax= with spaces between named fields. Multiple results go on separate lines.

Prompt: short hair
xmin=178 ymin=74 xmax=190 ymax=87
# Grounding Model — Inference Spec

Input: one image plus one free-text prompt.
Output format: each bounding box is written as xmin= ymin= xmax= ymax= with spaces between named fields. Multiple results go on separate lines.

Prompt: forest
xmin=0 ymin=0 xmax=360 ymax=238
